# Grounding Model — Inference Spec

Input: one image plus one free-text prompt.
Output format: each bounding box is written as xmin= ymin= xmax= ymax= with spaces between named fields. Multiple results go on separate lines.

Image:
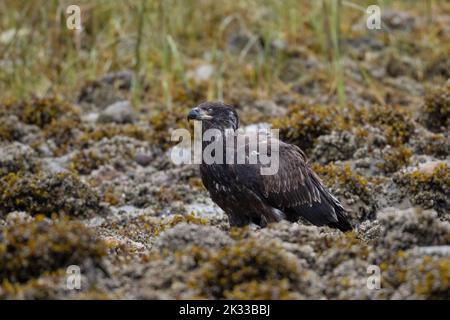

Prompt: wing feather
xmin=231 ymin=138 xmax=344 ymax=227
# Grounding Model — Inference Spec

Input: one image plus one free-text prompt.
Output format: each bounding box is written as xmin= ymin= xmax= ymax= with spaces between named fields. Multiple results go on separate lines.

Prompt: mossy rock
xmin=148 ymin=104 xmax=189 ymax=150
xmin=0 ymin=97 xmax=82 ymax=155
xmin=189 ymin=238 xmax=309 ymax=299
xmin=311 ymin=163 xmax=376 ymax=221
xmin=412 ymin=256 xmax=450 ymax=299
xmin=77 ymin=70 xmax=133 ymax=109
xmin=376 ymin=207 xmax=450 ymax=252
xmin=154 ymin=223 xmax=232 ymax=254
xmin=76 ymin=123 xmax=151 ymax=148
xmin=0 ymin=115 xmax=42 ymax=143
xmin=223 ymin=279 xmax=300 ymax=299
xmin=0 ymin=217 xmax=107 ymax=283
xmin=0 ymin=97 xmax=80 ymax=129
xmin=410 ymin=131 xmax=450 ymax=160
xmin=70 ymin=136 xmax=150 ymax=174
xmin=0 ymin=171 xmax=105 ymax=218
xmin=272 ymin=104 xmax=338 ymax=151
xmin=377 ymin=145 xmax=412 ymax=174
xmin=421 ymin=83 xmax=450 ymax=133
xmin=359 ymin=105 xmax=415 ymax=146
xmin=393 ymin=163 xmax=450 ymax=215
xmin=0 ymin=143 xmax=40 ymax=178
xmin=379 ymin=251 xmax=450 ymax=300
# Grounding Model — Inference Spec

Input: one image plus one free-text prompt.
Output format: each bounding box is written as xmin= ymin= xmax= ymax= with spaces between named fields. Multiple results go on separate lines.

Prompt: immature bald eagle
xmin=187 ymin=101 xmax=352 ymax=231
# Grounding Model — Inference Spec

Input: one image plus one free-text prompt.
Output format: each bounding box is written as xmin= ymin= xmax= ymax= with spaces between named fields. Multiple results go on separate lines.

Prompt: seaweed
xmin=393 ymin=163 xmax=450 ymax=215
xmin=421 ymin=83 xmax=450 ymax=133
xmin=189 ymin=238 xmax=306 ymax=299
xmin=0 ymin=171 xmax=104 ymax=218
xmin=0 ymin=217 xmax=106 ymax=283
xmin=272 ymin=104 xmax=338 ymax=151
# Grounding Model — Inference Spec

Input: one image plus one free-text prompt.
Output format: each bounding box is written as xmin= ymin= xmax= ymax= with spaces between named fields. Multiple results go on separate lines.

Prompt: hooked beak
xmin=187 ymin=107 xmax=212 ymax=121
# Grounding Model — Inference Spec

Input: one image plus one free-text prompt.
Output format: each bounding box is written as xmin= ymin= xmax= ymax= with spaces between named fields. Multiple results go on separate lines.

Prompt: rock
xmin=5 ymin=211 xmax=33 ymax=225
xmin=0 ymin=115 xmax=42 ymax=145
xmin=70 ymin=136 xmax=152 ymax=174
xmin=226 ymin=32 xmax=262 ymax=55
xmin=186 ymin=64 xmax=214 ymax=83
xmin=82 ymin=112 xmax=99 ymax=123
xmin=376 ymin=207 xmax=450 ymax=251
xmin=153 ymin=223 xmax=233 ymax=253
xmin=0 ymin=142 xmax=39 ymax=177
xmin=253 ymin=100 xmax=286 ymax=117
xmin=134 ymin=153 xmax=154 ymax=167
xmin=97 ymin=100 xmax=134 ymax=124
xmin=420 ymin=83 xmax=449 ymax=133
xmin=99 ymin=70 xmax=133 ymax=89
xmin=0 ymin=171 xmax=108 ymax=218
xmin=311 ymin=131 xmax=361 ymax=164
xmin=382 ymin=10 xmax=416 ymax=30
xmin=77 ymin=71 xmax=134 ymax=110
xmin=386 ymin=54 xmax=420 ymax=79
xmin=393 ymin=162 xmax=450 ymax=216
xmin=0 ymin=218 xmax=107 ymax=284
xmin=417 ymin=246 xmax=450 ymax=256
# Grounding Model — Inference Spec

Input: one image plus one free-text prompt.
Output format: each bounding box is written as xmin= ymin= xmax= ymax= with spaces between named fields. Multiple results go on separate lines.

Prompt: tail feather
xmin=285 ymin=188 xmax=353 ymax=232
xmin=328 ymin=206 xmax=353 ymax=232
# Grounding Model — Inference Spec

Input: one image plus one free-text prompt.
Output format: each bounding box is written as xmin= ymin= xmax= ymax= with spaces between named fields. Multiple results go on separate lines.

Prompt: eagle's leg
xmin=227 ymin=211 xmax=251 ymax=227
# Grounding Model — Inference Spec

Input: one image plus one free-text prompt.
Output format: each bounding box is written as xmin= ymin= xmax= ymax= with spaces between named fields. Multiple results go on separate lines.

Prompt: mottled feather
xmin=189 ymin=102 xmax=352 ymax=231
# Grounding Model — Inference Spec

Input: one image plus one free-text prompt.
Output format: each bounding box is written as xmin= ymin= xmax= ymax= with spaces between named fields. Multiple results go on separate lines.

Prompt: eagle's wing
xmin=231 ymin=138 xmax=352 ymax=230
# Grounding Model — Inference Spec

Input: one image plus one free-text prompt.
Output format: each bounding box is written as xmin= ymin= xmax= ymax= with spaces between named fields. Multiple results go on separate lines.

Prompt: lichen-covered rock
xmin=0 ymin=97 xmax=83 ymax=156
xmin=420 ymin=83 xmax=449 ymax=133
xmin=409 ymin=130 xmax=450 ymax=160
xmin=311 ymin=131 xmax=361 ymax=164
xmin=97 ymin=213 xmax=208 ymax=253
xmin=147 ymin=104 xmax=189 ymax=150
xmin=0 ymin=142 xmax=40 ymax=177
xmin=356 ymin=219 xmax=382 ymax=243
xmin=70 ymin=136 xmax=152 ymax=174
xmin=0 ymin=171 xmax=106 ymax=218
xmin=75 ymin=123 xmax=152 ymax=148
xmin=0 ymin=269 xmax=114 ymax=300
xmin=77 ymin=70 xmax=133 ymax=110
xmin=393 ymin=162 xmax=450 ymax=216
xmin=360 ymin=105 xmax=415 ymax=146
xmin=377 ymin=145 xmax=412 ymax=174
xmin=379 ymin=250 xmax=450 ymax=300
xmin=153 ymin=223 xmax=233 ymax=253
xmin=272 ymin=104 xmax=337 ymax=152
xmin=188 ymin=238 xmax=322 ymax=299
xmin=4 ymin=211 xmax=33 ymax=225
xmin=0 ymin=97 xmax=80 ymax=129
xmin=311 ymin=163 xmax=377 ymax=223
xmin=97 ymin=100 xmax=135 ymax=124
xmin=391 ymin=252 xmax=450 ymax=300
xmin=0 ymin=115 xmax=42 ymax=144
xmin=381 ymin=10 xmax=416 ymax=30
xmin=0 ymin=217 xmax=107 ymax=283
xmin=375 ymin=207 xmax=450 ymax=251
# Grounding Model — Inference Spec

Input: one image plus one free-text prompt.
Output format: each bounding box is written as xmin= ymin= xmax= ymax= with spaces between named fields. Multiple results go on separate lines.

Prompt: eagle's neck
xmin=200 ymin=125 xmax=236 ymax=163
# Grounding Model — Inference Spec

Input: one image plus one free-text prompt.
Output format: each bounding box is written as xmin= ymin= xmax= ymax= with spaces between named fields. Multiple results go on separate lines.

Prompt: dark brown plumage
xmin=187 ymin=101 xmax=352 ymax=231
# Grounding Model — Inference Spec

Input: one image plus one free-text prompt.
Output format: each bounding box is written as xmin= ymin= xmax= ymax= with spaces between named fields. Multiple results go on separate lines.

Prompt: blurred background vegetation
xmin=0 ymin=0 xmax=447 ymax=108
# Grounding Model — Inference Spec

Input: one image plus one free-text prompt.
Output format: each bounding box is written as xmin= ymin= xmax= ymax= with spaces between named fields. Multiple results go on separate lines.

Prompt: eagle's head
xmin=187 ymin=101 xmax=239 ymax=131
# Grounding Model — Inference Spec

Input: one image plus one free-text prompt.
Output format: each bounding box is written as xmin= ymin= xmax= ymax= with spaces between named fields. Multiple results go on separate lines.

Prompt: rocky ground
xmin=0 ymin=7 xmax=449 ymax=299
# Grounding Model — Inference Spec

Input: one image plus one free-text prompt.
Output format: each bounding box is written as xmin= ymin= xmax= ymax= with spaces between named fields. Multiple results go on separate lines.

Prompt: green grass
xmin=0 ymin=0 xmax=447 ymax=106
